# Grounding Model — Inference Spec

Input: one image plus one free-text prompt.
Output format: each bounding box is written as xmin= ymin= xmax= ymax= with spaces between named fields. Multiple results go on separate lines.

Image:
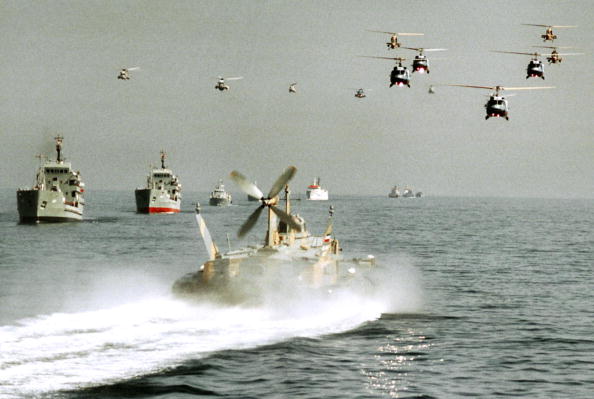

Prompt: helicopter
xmin=117 ymin=67 xmax=139 ymax=80
xmin=441 ymin=84 xmax=554 ymax=120
xmin=522 ymin=24 xmax=577 ymax=42
xmin=492 ymin=51 xmax=549 ymax=79
xmin=289 ymin=82 xmax=297 ymax=93
xmin=532 ymin=46 xmax=584 ymax=64
xmin=360 ymin=56 xmax=411 ymax=87
xmin=366 ymin=30 xmax=424 ymax=49
xmin=215 ymin=76 xmax=243 ymax=91
xmin=350 ymin=88 xmax=370 ymax=98
xmin=400 ymin=47 xmax=447 ymax=73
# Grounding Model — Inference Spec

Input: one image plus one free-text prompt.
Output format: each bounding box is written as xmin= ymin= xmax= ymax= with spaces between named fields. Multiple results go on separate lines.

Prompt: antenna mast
xmin=55 ymin=135 xmax=63 ymax=163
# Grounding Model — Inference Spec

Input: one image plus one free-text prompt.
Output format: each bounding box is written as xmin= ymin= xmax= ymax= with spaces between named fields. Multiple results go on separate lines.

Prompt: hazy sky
xmin=1 ymin=0 xmax=592 ymax=198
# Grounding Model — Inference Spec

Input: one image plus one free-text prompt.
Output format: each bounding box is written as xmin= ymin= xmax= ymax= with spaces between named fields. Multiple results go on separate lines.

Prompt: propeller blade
xmin=522 ymin=23 xmax=551 ymax=27
xmin=238 ymin=205 xmax=265 ymax=238
xmin=230 ymin=171 xmax=264 ymax=200
xmin=268 ymin=166 xmax=297 ymax=199
xmin=226 ymin=76 xmax=243 ymax=81
xmin=270 ymin=205 xmax=303 ymax=232
xmin=397 ymin=33 xmax=424 ymax=36
xmin=127 ymin=67 xmax=140 ymax=71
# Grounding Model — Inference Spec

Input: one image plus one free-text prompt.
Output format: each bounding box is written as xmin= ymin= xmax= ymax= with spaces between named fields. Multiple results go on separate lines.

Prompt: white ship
xmin=209 ymin=180 xmax=232 ymax=206
xmin=306 ymin=177 xmax=329 ymax=201
xmin=135 ymin=151 xmax=182 ymax=213
xmin=402 ymin=187 xmax=415 ymax=198
xmin=17 ymin=136 xmax=85 ymax=223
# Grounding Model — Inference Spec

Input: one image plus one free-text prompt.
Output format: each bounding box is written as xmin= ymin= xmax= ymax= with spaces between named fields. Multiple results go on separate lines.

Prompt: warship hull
xmin=135 ymin=188 xmax=181 ymax=213
xmin=17 ymin=189 xmax=83 ymax=223
xmin=208 ymin=197 xmax=231 ymax=206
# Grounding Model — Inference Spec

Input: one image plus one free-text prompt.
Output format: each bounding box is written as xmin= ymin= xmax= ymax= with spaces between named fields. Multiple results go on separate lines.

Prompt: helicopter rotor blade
xmin=401 ymin=47 xmax=447 ymax=52
xmin=366 ymin=30 xmax=423 ymax=36
xmin=230 ymin=171 xmax=264 ymax=200
xmin=358 ymin=56 xmax=406 ymax=61
xmin=501 ymin=86 xmax=555 ymax=91
xmin=270 ymin=205 xmax=303 ymax=232
xmin=238 ymin=205 xmax=265 ymax=238
xmin=267 ymin=166 xmax=297 ymax=199
xmin=522 ymin=23 xmax=577 ymax=28
xmin=126 ymin=67 xmax=140 ymax=71
xmin=552 ymin=52 xmax=584 ymax=56
xmin=492 ymin=50 xmax=539 ymax=56
xmin=442 ymin=84 xmax=496 ymax=90
xmin=532 ymin=45 xmax=575 ymax=49
xmin=226 ymin=76 xmax=244 ymax=81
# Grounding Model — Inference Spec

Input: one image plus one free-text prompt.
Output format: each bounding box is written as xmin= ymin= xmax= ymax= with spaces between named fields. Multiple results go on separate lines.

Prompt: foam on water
xmin=0 ymin=259 xmax=422 ymax=398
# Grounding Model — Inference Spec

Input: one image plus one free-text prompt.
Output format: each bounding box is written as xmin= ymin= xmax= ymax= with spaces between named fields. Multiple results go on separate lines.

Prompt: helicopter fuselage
xmin=390 ymin=66 xmax=411 ymax=87
xmin=412 ymin=55 xmax=429 ymax=73
xmin=485 ymin=95 xmax=509 ymax=120
xmin=215 ymin=82 xmax=229 ymax=91
xmin=527 ymin=60 xmax=545 ymax=79
xmin=541 ymin=33 xmax=557 ymax=42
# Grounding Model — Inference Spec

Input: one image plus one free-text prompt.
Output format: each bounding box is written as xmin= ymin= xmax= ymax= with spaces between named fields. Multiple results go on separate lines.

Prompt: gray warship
xmin=135 ymin=151 xmax=182 ymax=214
xmin=173 ymin=166 xmax=376 ymax=304
xmin=17 ymin=136 xmax=85 ymax=223
xmin=208 ymin=180 xmax=232 ymax=206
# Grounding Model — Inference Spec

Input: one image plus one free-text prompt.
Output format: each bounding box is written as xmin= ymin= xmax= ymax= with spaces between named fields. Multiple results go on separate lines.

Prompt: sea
xmin=0 ymin=189 xmax=592 ymax=399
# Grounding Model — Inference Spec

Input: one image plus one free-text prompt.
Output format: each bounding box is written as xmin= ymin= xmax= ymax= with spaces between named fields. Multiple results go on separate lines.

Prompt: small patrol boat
xmin=17 ymin=135 xmax=85 ymax=223
xmin=306 ymin=177 xmax=329 ymax=201
xmin=173 ymin=166 xmax=376 ymax=304
xmin=388 ymin=185 xmax=401 ymax=198
xmin=135 ymin=151 xmax=182 ymax=213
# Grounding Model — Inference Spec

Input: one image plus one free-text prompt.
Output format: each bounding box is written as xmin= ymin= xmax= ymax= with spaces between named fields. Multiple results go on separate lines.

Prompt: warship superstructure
xmin=173 ymin=167 xmax=375 ymax=303
xmin=388 ymin=185 xmax=401 ymax=198
xmin=209 ymin=180 xmax=232 ymax=206
xmin=17 ymin=135 xmax=85 ymax=223
xmin=135 ymin=151 xmax=182 ymax=213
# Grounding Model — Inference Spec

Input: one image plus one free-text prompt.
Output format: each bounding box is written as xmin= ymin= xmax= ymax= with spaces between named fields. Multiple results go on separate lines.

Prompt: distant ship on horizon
xmin=17 ymin=135 xmax=85 ymax=223
xmin=135 ymin=151 xmax=182 ymax=213
xmin=209 ymin=180 xmax=232 ymax=206
xmin=389 ymin=185 xmax=422 ymax=198
xmin=306 ymin=177 xmax=329 ymax=201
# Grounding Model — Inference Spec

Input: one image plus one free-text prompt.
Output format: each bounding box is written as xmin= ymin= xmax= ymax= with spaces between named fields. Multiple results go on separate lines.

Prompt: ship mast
xmin=55 ymin=135 xmax=63 ymax=163
xmin=160 ymin=150 xmax=167 ymax=169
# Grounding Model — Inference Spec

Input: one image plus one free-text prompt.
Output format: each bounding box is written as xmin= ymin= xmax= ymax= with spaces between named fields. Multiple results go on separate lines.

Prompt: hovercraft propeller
xmin=230 ymin=166 xmax=303 ymax=238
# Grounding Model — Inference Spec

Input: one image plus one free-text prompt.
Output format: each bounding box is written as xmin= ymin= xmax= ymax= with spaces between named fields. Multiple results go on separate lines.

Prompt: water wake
xmin=0 ymin=258 xmax=422 ymax=398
